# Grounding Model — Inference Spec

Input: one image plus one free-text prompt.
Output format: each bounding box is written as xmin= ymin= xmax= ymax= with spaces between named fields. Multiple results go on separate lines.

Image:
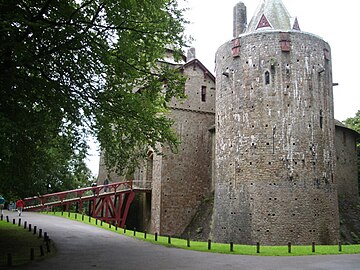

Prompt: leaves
xmin=0 ymin=0 xmax=188 ymax=198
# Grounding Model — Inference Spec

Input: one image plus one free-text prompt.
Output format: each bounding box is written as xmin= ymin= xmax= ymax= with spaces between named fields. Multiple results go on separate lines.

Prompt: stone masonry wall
xmin=212 ymin=31 xmax=339 ymax=245
xmin=155 ymin=61 xmax=215 ymax=236
xmin=335 ymin=125 xmax=359 ymax=201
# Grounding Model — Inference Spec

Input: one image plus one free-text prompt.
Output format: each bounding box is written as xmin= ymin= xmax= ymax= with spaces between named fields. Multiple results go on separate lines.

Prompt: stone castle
xmin=98 ymin=0 xmax=359 ymax=245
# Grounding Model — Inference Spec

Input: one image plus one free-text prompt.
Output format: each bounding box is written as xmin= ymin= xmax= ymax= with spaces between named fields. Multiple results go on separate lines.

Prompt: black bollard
xmin=46 ymin=241 xmax=51 ymax=253
xmin=256 ymin=242 xmax=260 ymax=253
xmin=33 ymin=225 xmax=37 ymax=235
xmin=168 ymin=235 xmax=171 ymax=244
xmin=155 ymin=232 xmax=158 ymax=241
xmin=230 ymin=242 xmax=234 ymax=252
xmin=88 ymin=216 xmax=91 ymax=223
xmin=24 ymin=221 xmax=27 ymax=229
xmin=187 ymin=237 xmax=191 ymax=248
xmin=18 ymin=218 xmax=21 ymax=226
xmin=208 ymin=239 xmax=211 ymax=250
xmin=288 ymin=242 xmax=291 ymax=253
xmin=101 ymin=220 xmax=103 ymax=226
xmin=61 ymin=211 xmax=64 ymax=216
xmin=30 ymin=248 xmax=35 ymax=260
xmin=68 ymin=211 xmax=70 ymax=217
xmin=115 ymin=224 xmax=118 ymax=231
xmin=312 ymin=242 xmax=316 ymax=253
xmin=7 ymin=253 xmax=12 ymax=266
xmin=95 ymin=219 xmax=98 ymax=225
xmin=6 ymin=216 xmax=9 ymax=222
xmin=124 ymin=225 xmax=126 ymax=233
xmin=13 ymin=218 xmax=15 ymax=224
xmin=40 ymin=245 xmax=44 ymax=256
xmin=109 ymin=223 xmax=111 ymax=229
xmin=0 ymin=214 xmax=3 ymax=221
xmin=75 ymin=213 xmax=77 ymax=219
xmin=39 ymin=228 xmax=42 ymax=238
xmin=82 ymin=214 xmax=84 ymax=221
xmin=133 ymin=228 xmax=136 ymax=236
xmin=29 ymin=224 xmax=32 ymax=232
xmin=144 ymin=231 xmax=147 ymax=239
xmin=338 ymin=241 xmax=342 ymax=252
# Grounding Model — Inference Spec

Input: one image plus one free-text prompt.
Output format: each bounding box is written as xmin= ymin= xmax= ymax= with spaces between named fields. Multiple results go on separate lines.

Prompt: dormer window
xmin=256 ymin=14 xmax=272 ymax=30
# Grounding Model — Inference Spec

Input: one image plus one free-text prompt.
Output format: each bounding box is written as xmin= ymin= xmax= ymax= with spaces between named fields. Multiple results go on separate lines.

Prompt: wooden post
xmin=30 ymin=248 xmax=35 ymax=260
xmin=256 ymin=242 xmax=260 ymax=253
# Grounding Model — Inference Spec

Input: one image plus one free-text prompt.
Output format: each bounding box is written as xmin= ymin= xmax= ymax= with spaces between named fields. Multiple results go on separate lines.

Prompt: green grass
xmin=45 ymin=211 xmax=360 ymax=256
xmin=0 ymin=217 xmax=55 ymax=267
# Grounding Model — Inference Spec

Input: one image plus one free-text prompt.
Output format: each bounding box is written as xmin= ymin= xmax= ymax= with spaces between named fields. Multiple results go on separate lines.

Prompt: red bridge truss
xmin=23 ymin=181 xmax=151 ymax=227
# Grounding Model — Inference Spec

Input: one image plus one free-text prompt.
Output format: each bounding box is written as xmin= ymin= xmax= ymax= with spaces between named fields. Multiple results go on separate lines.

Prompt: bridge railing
xmin=23 ymin=181 xmax=133 ymax=209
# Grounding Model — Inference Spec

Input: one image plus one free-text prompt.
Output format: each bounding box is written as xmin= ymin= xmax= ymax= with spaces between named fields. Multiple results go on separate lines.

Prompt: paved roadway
xmin=4 ymin=211 xmax=360 ymax=270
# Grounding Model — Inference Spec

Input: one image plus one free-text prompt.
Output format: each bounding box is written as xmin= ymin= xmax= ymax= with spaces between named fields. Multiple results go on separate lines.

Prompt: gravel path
xmin=4 ymin=211 xmax=360 ymax=270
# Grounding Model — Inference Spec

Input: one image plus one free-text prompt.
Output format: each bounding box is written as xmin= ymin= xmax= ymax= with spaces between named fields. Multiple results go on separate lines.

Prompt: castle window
xmin=264 ymin=71 xmax=270 ymax=85
xmin=201 ymin=86 xmax=206 ymax=102
xmin=319 ymin=110 xmax=323 ymax=129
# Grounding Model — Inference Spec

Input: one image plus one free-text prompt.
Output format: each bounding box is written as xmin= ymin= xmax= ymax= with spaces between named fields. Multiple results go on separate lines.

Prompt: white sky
xmin=86 ymin=0 xmax=360 ymax=177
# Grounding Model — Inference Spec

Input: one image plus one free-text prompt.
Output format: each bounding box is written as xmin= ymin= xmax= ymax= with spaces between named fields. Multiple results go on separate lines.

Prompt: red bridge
xmin=23 ymin=181 xmax=151 ymax=227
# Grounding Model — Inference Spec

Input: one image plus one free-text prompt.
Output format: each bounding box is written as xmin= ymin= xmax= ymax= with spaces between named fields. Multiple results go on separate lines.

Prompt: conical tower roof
xmin=246 ymin=0 xmax=299 ymax=33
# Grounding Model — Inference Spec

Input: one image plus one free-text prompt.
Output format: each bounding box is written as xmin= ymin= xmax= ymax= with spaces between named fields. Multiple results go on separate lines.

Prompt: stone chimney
xmin=187 ymin=47 xmax=196 ymax=62
xmin=233 ymin=2 xmax=247 ymax=37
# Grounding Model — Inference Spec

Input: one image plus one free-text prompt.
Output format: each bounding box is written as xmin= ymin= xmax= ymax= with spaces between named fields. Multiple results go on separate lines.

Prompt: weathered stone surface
xmin=212 ymin=30 xmax=339 ymax=245
xmin=335 ymin=122 xmax=359 ymax=201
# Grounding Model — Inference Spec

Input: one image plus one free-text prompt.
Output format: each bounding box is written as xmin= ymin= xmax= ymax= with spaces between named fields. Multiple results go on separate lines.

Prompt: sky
xmin=86 ymin=0 xmax=360 ymax=177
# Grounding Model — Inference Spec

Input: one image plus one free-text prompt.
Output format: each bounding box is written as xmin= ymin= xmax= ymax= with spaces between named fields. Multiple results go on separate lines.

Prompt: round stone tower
xmin=212 ymin=0 xmax=339 ymax=245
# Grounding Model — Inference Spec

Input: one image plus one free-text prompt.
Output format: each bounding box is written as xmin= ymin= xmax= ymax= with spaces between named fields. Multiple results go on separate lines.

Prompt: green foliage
xmin=0 ymin=0 xmax=188 ymax=198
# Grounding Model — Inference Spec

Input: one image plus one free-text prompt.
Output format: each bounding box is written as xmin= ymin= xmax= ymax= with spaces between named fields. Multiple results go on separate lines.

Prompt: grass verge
xmin=0 ymin=216 xmax=56 ymax=267
xmin=44 ymin=211 xmax=360 ymax=256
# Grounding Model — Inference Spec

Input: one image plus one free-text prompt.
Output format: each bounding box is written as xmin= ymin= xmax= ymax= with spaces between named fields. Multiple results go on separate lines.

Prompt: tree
xmin=344 ymin=110 xmax=360 ymax=194
xmin=0 ymin=0 xmax=188 ymax=198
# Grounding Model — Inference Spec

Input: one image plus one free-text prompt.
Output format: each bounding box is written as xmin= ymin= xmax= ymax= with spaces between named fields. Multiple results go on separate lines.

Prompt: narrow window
xmin=319 ymin=110 xmax=323 ymax=129
xmin=201 ymin=86 xmax=206 ymax=102
xmin=265 ymin=71 xmax=270 ymax=85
